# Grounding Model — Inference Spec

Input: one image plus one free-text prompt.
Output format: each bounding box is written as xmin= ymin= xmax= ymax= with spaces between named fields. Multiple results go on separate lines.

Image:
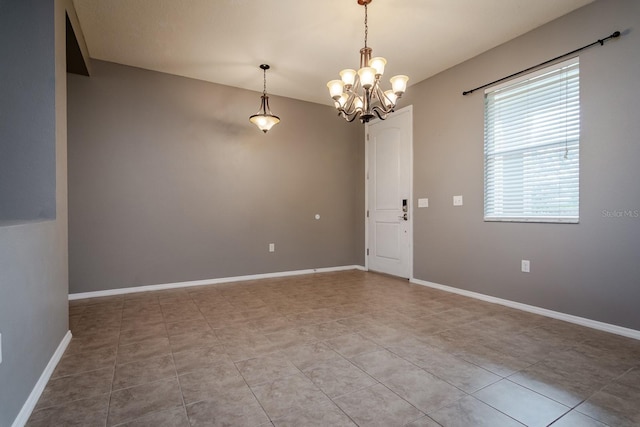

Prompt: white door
xmin=366 ymin=106 xmax=412 ymax=278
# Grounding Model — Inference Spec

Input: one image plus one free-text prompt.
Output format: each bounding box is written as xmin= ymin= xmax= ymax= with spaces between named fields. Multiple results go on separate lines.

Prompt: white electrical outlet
xmin=521 ymin=260 xmax=530 ymax=273
xmin=418 ymin=198 xmax=429 ymax=208
xmin=453 ymin=195 xmax=463 ymax=206
xmin=269 ymin=243 xmax=275 ymax=252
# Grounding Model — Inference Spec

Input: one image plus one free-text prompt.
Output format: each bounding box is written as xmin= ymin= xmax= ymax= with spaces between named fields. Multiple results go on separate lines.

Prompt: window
xmin=484 ymin=58 xmax=580 ymax=223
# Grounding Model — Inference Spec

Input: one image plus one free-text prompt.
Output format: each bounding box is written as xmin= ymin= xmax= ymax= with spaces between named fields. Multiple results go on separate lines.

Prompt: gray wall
xmin=68 ymin=61 xmax=364 ymax=294
xmin=0 ymin=0 xmax=70 ymax=425
xmin=0 ymin=0 xmax=56 ymax=222
xmin=67 ymin=0 xmax=639 ymax=333
xmin=406 ymin=0 xmax=640 ymax=330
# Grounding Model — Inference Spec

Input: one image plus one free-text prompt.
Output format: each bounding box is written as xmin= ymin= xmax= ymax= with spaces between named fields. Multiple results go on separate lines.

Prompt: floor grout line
xmin=25 ymin=271 xmax=640 ymax=426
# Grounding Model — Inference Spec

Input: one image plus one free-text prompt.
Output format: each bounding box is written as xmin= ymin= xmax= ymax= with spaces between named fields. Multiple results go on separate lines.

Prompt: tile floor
xmin=27 ymin=270 xmax=640 ymax=426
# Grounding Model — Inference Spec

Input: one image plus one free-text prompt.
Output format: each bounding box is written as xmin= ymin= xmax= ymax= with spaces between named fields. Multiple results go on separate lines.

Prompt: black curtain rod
xmin=462 ymin=30 xmax=621 ymax=96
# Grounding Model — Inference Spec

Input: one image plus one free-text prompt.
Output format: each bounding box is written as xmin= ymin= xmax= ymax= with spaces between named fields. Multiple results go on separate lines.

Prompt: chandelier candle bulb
xmin=358 ymin=67 xmax=376 ymax=89
xmin=340 ymin=69 xmax=357 ymax=87
xmin=369 ymin=57 xmax=387 ymax=76
xmin=384 ymin=90 xmax=397 ymax=107
xmin=390 ymin=75 xmax=409 ymax=95
xmin=327 ymin=80 xmax=345 ymax=100
xmin=337 ymin=93 xmax=349 ymax=108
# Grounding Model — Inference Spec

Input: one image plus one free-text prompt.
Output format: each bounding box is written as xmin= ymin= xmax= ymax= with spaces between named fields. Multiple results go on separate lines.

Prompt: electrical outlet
xmin=521 ymin=260 xmax=530 ymax=273
xmin=269 ymin=243 xmax=275 ymax=252
xmin=453 ymin=195 xmax=463 ymax=206
xmin=418 ymin=198 xmax=429 ymax=208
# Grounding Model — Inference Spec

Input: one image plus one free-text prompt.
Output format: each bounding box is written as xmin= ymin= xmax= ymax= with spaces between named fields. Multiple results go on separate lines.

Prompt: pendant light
xmin=249 ymin=64 xmax=280 ymax=133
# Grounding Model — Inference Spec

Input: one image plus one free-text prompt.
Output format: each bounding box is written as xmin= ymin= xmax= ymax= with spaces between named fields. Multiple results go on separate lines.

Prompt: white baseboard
xmin=12 ymin=330 xmax=72 ymax=427
xmin=67 ymin=267 xmax=638 ymax=340
xmin=69 ymin=265 xmax=367 ymax=300
xmin=411 ymin=278 xmax=640 ymax=341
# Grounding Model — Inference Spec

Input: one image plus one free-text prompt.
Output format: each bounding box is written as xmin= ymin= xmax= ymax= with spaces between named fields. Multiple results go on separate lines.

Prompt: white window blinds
xmin=484 ymin=58 xmax=580 ymax=223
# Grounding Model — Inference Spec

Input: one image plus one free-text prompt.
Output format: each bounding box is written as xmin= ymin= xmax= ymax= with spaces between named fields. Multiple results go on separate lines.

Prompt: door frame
xmin=364 ymin=105 xmax=414 ymax=279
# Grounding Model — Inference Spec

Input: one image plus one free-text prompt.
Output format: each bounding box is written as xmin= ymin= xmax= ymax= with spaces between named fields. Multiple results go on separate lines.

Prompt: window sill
xmin=484 ymin=217 xmax=579 ymax=224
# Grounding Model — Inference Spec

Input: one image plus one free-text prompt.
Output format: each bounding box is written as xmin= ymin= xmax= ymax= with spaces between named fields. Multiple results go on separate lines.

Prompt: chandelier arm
xmin=341 ymin=93 xmax=357 ymax=115
xmin=342 ymin=77 xmax=363 ymax=114
xmin=344 ymin=112 xmax=361 ymax=123
xmin=341 ymin=103 xmax=362 ymax=121
xmin=372 ymin=104 xmax=393 ymax=116
xmin=337 ymin=106 xmax=361 ymax=122
xmin=373 ymin=109 xmax=387 ymax=121
xmin=372 ymin=85 xmax=395 ymax=114
xmin=371 ymin=105 xmax=391 ymax=119
xmin=337 ymin=88 xmax=359 ymax=117
xmin=371 ymin=83 xmax=385 ymax=104
xmin=352 ymin=76 xmax=363 ymax=92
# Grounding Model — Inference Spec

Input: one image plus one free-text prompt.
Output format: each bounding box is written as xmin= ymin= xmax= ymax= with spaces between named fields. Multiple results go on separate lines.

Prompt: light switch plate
xmin=453 ymin=195 xmax=463 ymax=206
xmin=521 ymin=260 xmax=530 ymax=273
xmin=269 ymin=243 xmax=275 ymax=252
xmin=418 ymin=198 xmax=429 ymax=208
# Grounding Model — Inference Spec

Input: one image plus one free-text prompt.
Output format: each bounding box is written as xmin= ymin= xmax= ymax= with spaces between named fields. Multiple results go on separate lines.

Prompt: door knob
xmin=399 ymin=213 xmax=408 ymax=221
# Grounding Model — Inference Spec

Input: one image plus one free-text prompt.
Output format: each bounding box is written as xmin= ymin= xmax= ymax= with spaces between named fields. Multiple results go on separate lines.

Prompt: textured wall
xmin=68 ymin=60 xmax=364 ymax=293
xmin=0 ymin=0 xmax=70 ymax=425
xmin=405 ymin=0 xmax=640 ymax=330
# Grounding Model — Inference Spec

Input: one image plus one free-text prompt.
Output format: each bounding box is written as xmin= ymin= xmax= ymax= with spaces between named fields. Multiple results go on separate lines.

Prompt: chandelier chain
xmin=364 ymin=4 xmax=368 ymax=48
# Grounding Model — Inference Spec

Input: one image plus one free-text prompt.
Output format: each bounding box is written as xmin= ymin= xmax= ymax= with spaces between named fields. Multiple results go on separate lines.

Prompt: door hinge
xmin=366 ymin=248 xmax=369 ymax=256
xmin=366 ymin=210 xmax=369 ymax=218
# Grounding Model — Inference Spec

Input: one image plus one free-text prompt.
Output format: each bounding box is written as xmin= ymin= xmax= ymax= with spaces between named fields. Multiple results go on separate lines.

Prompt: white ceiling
xmin=72 ymin=0 xmax=594 ymax=106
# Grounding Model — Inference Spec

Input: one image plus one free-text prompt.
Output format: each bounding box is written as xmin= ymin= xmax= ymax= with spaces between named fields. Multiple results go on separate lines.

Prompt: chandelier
xmin=249 ymin=64 xmax=280 ymax=133
xmin=327 ymin=0 xmax=408 ymax=123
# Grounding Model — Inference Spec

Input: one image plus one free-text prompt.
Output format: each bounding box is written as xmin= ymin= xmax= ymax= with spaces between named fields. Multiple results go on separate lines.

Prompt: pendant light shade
xmin=250 ymin=64 xmax=280 ymax=133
